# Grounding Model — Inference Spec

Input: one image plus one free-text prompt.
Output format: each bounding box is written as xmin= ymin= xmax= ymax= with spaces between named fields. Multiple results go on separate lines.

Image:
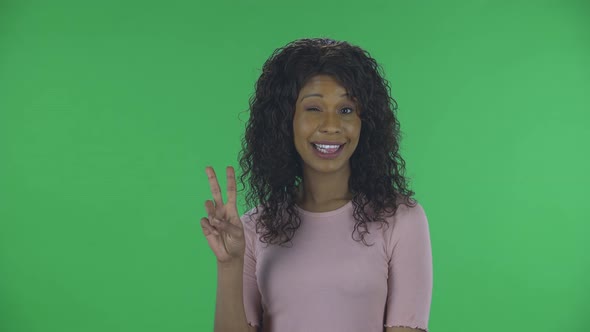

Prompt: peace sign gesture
xmin=200 ymin=166 xmax=246 ymax=264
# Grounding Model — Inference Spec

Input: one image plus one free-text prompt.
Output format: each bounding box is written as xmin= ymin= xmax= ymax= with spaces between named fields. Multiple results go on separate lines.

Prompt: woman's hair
xmin=238 ymin=38 xmax=417 ymax=246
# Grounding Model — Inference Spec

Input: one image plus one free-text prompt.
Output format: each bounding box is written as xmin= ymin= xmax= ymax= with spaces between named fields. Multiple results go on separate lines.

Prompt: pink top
xmin=240 ymin=200 xmax=433 ymax=332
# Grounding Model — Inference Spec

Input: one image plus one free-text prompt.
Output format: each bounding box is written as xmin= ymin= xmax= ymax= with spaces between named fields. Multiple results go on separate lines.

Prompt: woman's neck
xmin=295 ymin=166 xmax=353 ymax=212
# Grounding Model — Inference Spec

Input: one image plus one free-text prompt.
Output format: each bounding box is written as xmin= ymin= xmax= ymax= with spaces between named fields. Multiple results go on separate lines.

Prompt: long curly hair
xmin=238 ymin=38 xmax=417 ymax=246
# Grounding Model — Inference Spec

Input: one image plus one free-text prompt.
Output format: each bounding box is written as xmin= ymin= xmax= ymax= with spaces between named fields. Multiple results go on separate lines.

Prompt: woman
xmin=201 ymin=38 xmax=432 ymax=332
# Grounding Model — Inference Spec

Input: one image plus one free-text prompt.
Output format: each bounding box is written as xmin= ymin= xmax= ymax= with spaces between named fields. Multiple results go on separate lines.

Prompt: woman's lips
xmin=310 ymin=143 xmax=345 ymax=159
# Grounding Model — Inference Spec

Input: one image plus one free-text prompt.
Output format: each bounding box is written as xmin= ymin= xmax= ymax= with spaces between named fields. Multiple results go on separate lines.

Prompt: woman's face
xmin=293 ymin=75 xmax=362 ymax=176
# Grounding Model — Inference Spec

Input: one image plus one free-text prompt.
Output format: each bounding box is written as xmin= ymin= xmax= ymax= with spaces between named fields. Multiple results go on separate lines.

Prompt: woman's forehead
xmin=298 ymin=75 xmax=353 ymax=98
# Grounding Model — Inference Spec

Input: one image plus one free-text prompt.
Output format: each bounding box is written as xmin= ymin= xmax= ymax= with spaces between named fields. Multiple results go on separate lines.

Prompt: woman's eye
xmin=305 ymin=107 xmax=353 ymax=113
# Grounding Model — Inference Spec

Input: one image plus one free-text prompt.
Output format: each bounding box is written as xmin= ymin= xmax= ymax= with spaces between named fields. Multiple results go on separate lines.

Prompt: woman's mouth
xmin=311 ymin=143 xmax=345 ymax=159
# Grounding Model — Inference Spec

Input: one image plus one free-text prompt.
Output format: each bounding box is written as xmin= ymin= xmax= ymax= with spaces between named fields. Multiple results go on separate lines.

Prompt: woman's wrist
xmin=217 ymin=257 xmax=244 ymax=271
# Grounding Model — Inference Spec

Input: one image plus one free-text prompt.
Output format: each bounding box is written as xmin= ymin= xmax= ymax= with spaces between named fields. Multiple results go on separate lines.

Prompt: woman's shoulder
xmin=240 ymin=205 xmax=265 ymax=232
xmin=393 ymin=198 xmax=425 ymax=220
xmin=366 ymin=197 xmax=427 ymax=236
xmin=382 ymin=199 xmax=429 ymax=245
xmin=385 ymin=198 xmax=426 ymax=227
xmin=363 ymin=195 xmax=423 ymax=221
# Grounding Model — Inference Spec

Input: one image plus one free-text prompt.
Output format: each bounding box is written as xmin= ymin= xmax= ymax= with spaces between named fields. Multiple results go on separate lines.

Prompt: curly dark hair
xmin=238 ymin=38 xmax=417 ymax=246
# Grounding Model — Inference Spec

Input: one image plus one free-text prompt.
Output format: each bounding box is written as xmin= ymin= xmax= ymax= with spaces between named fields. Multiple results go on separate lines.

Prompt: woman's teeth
xmin=313 ymin=144 xmax=341 ymax=153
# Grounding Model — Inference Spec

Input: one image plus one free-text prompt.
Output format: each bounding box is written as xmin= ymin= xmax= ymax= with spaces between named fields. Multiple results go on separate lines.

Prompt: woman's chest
xmin=255 ymin=231 xmax=389 ymax=305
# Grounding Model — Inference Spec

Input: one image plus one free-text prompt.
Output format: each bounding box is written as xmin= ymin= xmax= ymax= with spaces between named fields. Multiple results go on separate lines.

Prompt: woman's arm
xmin=214 ymin=259 xmax=256 ymax=332
xmin=200 ymin=166 xmax=257 ymax=332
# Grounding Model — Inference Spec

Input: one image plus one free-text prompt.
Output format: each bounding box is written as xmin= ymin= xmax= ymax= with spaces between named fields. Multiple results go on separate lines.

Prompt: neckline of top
xmin=294 ymin=200 xmax=353 ymax=218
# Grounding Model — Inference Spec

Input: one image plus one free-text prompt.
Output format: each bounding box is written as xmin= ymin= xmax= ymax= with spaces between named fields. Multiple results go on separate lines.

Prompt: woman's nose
xmin=319 ymin=112 xmax=342 ymax=133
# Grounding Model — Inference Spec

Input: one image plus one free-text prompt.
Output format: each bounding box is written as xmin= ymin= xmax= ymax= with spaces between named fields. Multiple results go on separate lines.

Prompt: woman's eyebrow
xmin=300 ymin=93 xmax=349 ymax=101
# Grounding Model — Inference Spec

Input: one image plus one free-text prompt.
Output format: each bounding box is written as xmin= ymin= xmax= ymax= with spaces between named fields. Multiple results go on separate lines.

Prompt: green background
xmin=1 ymin=0 xmax=588 ymax=331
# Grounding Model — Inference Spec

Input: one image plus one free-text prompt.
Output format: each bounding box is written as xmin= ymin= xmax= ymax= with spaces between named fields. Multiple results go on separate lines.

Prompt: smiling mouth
xmin=311 ymin=143 xmax=345 ymax=154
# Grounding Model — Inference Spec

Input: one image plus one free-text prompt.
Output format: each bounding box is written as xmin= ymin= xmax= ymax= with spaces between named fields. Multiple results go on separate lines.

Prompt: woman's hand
xmin=200 ymin=166 xmax=246 ymax=265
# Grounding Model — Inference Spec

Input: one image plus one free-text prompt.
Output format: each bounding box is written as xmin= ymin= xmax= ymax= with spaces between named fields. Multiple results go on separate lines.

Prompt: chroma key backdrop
xmin=1 ymin=1 xmax=588 ymax=331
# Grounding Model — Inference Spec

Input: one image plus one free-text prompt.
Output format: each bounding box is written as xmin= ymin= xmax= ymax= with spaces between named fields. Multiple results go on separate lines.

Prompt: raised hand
xmin=200 ymin=166 xmax=246 ymax=264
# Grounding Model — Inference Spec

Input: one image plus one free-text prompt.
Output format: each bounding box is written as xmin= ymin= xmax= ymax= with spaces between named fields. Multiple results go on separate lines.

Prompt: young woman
xmin=201 ymin=38 xmax=432 ymax=332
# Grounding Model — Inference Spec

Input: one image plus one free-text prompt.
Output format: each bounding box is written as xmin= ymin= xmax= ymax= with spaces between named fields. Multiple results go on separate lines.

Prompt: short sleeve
xmin=384 ymin=203 xmax=433 ymax=331
xmin=241 ymin=211 xmax=262 ymax=328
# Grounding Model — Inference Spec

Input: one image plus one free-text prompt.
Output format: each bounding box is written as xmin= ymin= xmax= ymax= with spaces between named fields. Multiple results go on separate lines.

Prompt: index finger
xmin=226 ymin=166 xmax=237 ymax=206
xmin=205 ymin=166 xmax=224 ymax=207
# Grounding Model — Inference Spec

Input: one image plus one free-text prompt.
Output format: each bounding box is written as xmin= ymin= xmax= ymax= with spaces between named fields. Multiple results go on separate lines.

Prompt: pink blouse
xmin=240 ymin=200 xmax=433 ymax=332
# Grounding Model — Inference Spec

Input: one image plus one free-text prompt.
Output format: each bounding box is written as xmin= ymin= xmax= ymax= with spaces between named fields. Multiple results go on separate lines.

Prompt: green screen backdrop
xmin=1 ymin=1 xmax=588 ymax=331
